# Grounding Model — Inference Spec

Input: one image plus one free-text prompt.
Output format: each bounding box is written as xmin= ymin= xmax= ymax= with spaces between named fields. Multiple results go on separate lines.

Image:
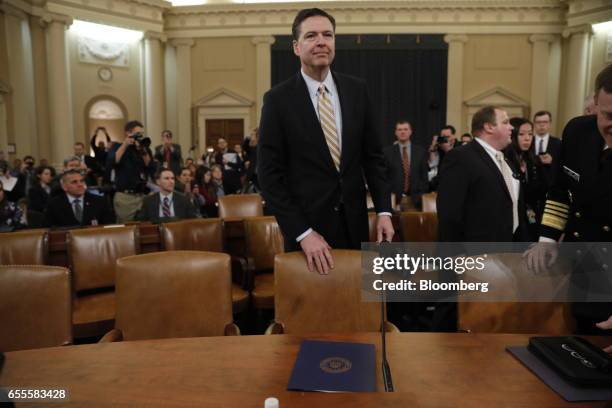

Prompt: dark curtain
xmin=271 ymin=34 xmax=448 ymax=147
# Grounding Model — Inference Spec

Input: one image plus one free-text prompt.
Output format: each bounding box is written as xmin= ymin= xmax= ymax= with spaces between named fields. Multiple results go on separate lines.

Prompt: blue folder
xmin=287 ymin=340 xmax=377 ymax=392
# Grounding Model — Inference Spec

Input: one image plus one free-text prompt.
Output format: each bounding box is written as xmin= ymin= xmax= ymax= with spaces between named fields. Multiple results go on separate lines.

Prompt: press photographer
xmin=111 ymin=120 xmax=156 ymax=222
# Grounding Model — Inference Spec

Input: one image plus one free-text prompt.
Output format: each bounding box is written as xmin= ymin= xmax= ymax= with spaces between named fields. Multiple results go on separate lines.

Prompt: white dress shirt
xmin=475 ymin=138 xmax=520 ymax=231
xmin=534 ymin=134 xmax=550 ymax=155
xmin=301 ymin=69 xmax=343 ymax=148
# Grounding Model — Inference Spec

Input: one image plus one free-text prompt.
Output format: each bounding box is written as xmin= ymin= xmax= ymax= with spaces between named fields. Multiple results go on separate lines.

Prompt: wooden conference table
xmin=1 ymin=332 xmax=608 ymax=407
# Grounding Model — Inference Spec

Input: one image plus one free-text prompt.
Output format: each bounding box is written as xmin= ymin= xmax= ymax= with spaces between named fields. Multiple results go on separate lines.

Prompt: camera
xmin=438 ymin=136 xmax=449 ymax=144
xmin=130 ymin=132 xmax=151 ymax=148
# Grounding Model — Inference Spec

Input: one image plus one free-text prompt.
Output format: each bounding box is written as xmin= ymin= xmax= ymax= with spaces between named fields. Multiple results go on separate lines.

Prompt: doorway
xmin=205 ymin=119 xmax=244 ymax=152
xmin=85 ymin=96 xmax=128 ymax=152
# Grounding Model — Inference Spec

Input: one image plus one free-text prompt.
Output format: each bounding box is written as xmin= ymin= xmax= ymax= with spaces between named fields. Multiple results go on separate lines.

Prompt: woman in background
xmin=27 ymin=165 xmax=55 ymax=213
xmin=505 ymin=117 xmax=545 ymax=241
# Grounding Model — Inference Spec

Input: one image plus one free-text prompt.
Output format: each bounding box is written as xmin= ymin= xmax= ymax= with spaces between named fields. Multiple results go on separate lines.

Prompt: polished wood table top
xmin=1 ymin=332 xmax=608 ymax=407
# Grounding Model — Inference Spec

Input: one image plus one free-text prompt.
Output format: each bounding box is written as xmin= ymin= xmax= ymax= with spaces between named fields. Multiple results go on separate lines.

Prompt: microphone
xmin=379 ymin=240 xmax=395 ymax=392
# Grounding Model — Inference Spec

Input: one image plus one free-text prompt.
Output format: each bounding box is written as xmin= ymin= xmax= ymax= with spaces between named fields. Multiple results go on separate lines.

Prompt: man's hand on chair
xmin=300 ymin=231 xmax=334 ymax=275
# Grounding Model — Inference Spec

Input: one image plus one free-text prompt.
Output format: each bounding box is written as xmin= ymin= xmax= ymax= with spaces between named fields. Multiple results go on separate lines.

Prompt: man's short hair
xmin=162 ymin=130 xmax=173 ymax=138
xmin=60 ymin=169 xmax=83 ymax=184
xmin=533 ymin=110 xmax=552 ymax=121
xmin=63 ymin=156 xmax=81 ymax=167
xmin=124 ymin=120 xmax=144 ymax=133
xmin=471 ymin=106 xmax=498 ymax=135
xmin=74 ymin=142 xmax=85 ymax=148
xmin=395 ymin=119 xmax=411 ymax=128
xmin=461 ymin=133 xmax=472 ymax=139
xmin=594 ymin=64 xmax=612 ymax=95
xmin=441 ymin=125 xmax=456 ymax=135
xmin=292 ymin=8 xmax=336 ymax=41
xmin=155 ymin=167 xmax=174 ymax=180
xmin=180 ymin=167 xmax=193 ymax=176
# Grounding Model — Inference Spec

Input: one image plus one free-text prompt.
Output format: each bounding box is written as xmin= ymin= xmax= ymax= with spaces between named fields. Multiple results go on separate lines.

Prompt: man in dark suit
xmin=383 ymin=120 xmax=429 ymax=210
xmin=154 ymin=130 xmax=183 ymax=176
xmin=533 ymin=110 xmax=561 ymax=187
xmin=45 ymin=169 xmax=115 ymax=228
xmin=258 ymin=8 xmax=393 ymax=274
xmin=137 ymin=168 xmax=198 ymax=223
xmin=437 ymin=106 xmax=525 ymax=242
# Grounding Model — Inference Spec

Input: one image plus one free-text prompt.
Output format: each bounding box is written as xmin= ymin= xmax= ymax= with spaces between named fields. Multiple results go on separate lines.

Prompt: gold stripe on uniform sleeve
xmin=544 ymin=208 xmax=569 ymax=219
xmin=541 ymin=213 xmax=567 ymax=231
xmin=546 ymin=200 xmax=569 ymax=211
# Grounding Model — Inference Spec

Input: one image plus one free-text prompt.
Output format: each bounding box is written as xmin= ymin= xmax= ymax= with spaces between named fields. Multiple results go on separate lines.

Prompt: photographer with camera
xmin=110 ymin=120 xmax=156 ymax=222
xmin=428 ymin=125 xmax=457 ymax=191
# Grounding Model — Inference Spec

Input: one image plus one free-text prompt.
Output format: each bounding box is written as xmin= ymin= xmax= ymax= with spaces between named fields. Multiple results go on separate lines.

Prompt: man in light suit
xmin=383 ymin=120 xmax=430 ymax=210
xmin=258 ymin=8 xmax=394 ymax=274
xmin=137 ymin=168 xmax=198 ymax=223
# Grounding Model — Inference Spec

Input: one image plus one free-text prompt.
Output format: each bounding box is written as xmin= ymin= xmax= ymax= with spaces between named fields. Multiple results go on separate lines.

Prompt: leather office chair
xmin=160 ymin=218 xmax=249 ymax=313
xmin=101 ymin=251 xmax=239 ymax=341
xmin=217 ymin=194 xmax=263 ymax=219
xmin=244 ymin=216 xmax=284 ymax=311
xmin=67 ymin=226 xmax=139 ymax=338
xmin=399 ymin=212 xmax=438 ymax=242
xmin=0 ymin=265 xmax=72 ymax=351
xmin=421 ymin=192 xmax=437 ymax=213
xmin=267 ymin=250 xmax=398 ymax=334
xmin=458 ymin=252 xmax=574 ymax=334
xmin=0 ymin=229 xmax=48 ymax=265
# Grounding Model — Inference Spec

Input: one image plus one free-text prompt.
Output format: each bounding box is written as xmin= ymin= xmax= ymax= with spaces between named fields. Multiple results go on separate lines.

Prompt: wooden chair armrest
xmin=264 ymin=321 xmax=284 ymax=335
xmin=384 ymin=321 xmax=401 ymax=333
xmin=224 ymin=323 xmax=241 ymax=336
xmin=99 ymin=328 xmax=123 ymax=343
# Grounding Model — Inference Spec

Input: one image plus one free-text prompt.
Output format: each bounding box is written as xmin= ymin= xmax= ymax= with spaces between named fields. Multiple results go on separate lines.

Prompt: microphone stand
xmin=379 ymin=241 xmax=395 ymax=392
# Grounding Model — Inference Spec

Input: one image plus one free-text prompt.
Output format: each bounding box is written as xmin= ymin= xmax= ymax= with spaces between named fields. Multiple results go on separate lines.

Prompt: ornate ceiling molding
xmin=566 ymin=0 xmax=612 ymax=27
xmin=164 ymin=1 xmax=569 ymax=37
xmin=44 ymin=0 xmax=170 ymax=32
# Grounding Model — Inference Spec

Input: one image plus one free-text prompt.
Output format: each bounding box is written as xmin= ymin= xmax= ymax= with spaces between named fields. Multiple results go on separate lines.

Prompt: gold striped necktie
xmin=317 ymin=84 xmax=341 ymax=171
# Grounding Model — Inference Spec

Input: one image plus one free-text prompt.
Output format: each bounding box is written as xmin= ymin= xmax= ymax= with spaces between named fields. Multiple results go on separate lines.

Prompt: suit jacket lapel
xmin=333 ymin=72 xmax=353 ymax=174
xmin=293 ymin=74 xmax=337 ymax=172
xmin=470 ymin=141 xmax=512 ymax=201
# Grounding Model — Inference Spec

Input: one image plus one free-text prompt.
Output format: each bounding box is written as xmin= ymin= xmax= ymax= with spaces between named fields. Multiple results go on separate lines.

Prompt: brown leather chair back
xmin=274 ymin=250 xmax=380 ymax=334
xmin=244 ymin=216 xmax=284 ymax=271
xmin=0 ymin=265 xmax=72 ymax=351
xmin=115 ymin=251 xmax=234 ymax=340
xmin=161 ymin=218 xmax=223 ymax=252
xmin=218 ymin=194 xmax=263 ymax=219
xmin=0 ymin=229 xmax=48 ymax=265
xmin=421 ymin=192 xmax=437 ymax=213
xmin=399 ymin=212 xmax=438 ymax=242
xmin=68 ymin=226 xmax=139 ymax=292
xmin=458 ymin=252 xmax=574 ymax=334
